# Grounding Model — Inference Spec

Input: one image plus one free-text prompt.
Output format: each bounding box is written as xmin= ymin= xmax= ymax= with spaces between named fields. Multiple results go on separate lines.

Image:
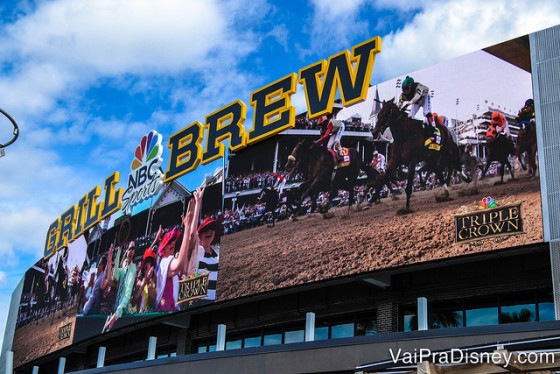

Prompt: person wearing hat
xmin=131 ymin=225 xmax=162 ymax=313
xmin=272 ymin=171 xmax=286 ymax=195
xmin=370 ymin=149 xmax=386 ymax=174
xmin=314 ymin=102 xmax=345 ymax=162
xmin=432 ymin=112 xmax=449 ymax=128
xmin=516 ymin=98 xmax=535 ymax=131
xmin=132 ymin=245 xmax=157 ymax=313
xmin=398 ymin=76 xmax=438 ymax=141
xmin=155 ymin=187 xmax=203 ymax=311
xmin=490 ymin=111 xmax=510 ymax=138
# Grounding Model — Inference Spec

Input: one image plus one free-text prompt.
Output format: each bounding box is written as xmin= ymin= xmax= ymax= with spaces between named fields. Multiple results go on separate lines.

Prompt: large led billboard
xmin=12 ymin=130 xmax=223 ymax=366
xmin=10 ymin=32 xmax=544 ymax=368
xmin=217 ymin=36 xmax=543 ymax=300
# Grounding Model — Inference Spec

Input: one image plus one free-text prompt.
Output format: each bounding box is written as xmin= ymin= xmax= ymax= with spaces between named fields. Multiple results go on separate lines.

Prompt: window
xmin=226 ymin=339 xmax=242 ymax=350
xmin=244 ymin=336 xmax=261 ymax=348
xmin=331 ymin=323 xmax=354 ymax=339
xmin=356 ymin=313 xmax=377 ymax=336
xmin=500 ymin=293 xmax=537 ymax=324
xmin=430 ymin=300 xmax=464 ymax=329
xmin=466 ymin=307 xmax=498 ymax=326
xmin=401 ymin=305 xmax=417 ymax=332
xmin=539 ymin=302 xmax=555 ymax=321
xmin=315 ymin=326 xmax=329 ymax=341
xmin=263 ymin=333 xmax=282 ymax=346
xmin=196 ymin=345 xmax=207 ymax=353
xmin=538 ymin=291 xmax=555 ymax=322
xmin=284 ymin=329 xmax=304 ymax=344
xmin=500 ymin=304 xmax=536 ymax=324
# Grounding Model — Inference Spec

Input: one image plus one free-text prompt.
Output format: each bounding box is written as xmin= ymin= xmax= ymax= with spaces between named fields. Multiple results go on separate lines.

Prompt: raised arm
xmin=190 ymin=186 xmax=205 ymax=248
xmin=167 ymin=190 xmax=199 ymax=277
xmin=100 ymin=244 xmax=114 ymax=290
xmin=149 ymin=225 xmax=163 ymax=248
xmin=185 ymin=187 xmax=205 ymax=275
xmin=112 ymin=246 xmax=123 ymax=281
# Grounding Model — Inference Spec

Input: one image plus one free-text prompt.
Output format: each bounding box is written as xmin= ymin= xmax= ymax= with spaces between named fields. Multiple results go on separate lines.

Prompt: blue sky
xmin=1 ymin=0 xmax=560 ymax=351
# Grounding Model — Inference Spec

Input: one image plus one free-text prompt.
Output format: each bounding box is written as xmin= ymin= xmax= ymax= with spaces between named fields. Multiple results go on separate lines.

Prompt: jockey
xmin=432 ymin=112 xmax=449 ymax=128
xmin=315 ymin=103 xmax=345 ymax=162
xmin=398 ymin=76 xmax=437 ymax=139
xmin=516 ymin=98 xmax=535 ymax=131
xmin=370 ymin=150 xmax=386 ymax=173
xmin=490 ymin=111 xmax=510 ymax=138
xmin=432 ymin=112 xmax=450 ymax=144
xmin=272 ymin=171 xmax=286 ymax=195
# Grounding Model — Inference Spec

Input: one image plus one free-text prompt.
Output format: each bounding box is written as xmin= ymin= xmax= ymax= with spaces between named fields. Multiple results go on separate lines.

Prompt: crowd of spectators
xmin=225 ymin=170 xmax=304 ymax=193
xmin=220 ymin=189 xmax=358 ymax=236
xmin=294 ymin=116 xmax=372 ymax=132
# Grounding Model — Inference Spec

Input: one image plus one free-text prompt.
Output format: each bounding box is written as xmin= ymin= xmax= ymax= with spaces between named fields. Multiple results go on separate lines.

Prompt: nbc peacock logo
xmin=131 ymin=131 xmax=163 ymax=170
xmin=121 ymin=130 xmax=164 ymax=215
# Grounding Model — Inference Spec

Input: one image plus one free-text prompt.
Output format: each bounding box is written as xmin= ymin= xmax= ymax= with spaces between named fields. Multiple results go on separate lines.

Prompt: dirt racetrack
xmin=12 ymin=307 xmax=77 ymax=367
xmin=218 ymin=174 xmax=544 ymax=301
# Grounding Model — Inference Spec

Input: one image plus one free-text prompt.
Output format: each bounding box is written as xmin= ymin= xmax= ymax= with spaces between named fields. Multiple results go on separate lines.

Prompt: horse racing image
xmin=218 ymin=36 xmax=543 ymax=302
xmin=11 ymin=238 xmax=87 ymax=367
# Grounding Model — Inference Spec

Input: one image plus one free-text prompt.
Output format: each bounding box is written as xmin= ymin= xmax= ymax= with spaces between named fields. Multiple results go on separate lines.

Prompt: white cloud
xmin=375 ymin=0 xmax=560 ymax=80
xmin=303 ymin=0 xmax=560 ymax=83
xmin=0 ymin=272 xmax=6 ymax=288
xmin=4 ymin=0 xmax=227 ymax=75
xmin=0 ymin=0 xmax=270 ymax=122
xmin=0 ymin=206 xmax=57 ymax=268
xmin=307 ymin=0 xmax=370 ymax=54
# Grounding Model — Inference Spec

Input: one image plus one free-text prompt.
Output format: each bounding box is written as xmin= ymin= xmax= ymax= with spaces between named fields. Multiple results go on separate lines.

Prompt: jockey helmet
xmin=433 ymin=113 xmax=445 ymax=126
xmin=525 ymin=98 xmax=534 ymax=107
xmin=491 ymin=111 xmax=501 ymax=124
xmin=373 ymin=150 xmax=378 ymax=156
xmin=402 ymin=76 xmax=414 ymax=90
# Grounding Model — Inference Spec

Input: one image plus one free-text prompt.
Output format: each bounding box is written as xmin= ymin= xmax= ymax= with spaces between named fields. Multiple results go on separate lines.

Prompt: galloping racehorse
xmin=284 ymin=139 xmax=360 ymax=217
xmin=481 ymin=124 xmax=516 ymax=184
xmin=516 ymin=120 xmax=538 ymax=177
xmin=370 ymin=99 xmax=466 ymax=213
xmin=460 ymin=144 xmax=484 ymax=194
xmin=360 ymin=162 xmax=400 ymax=205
